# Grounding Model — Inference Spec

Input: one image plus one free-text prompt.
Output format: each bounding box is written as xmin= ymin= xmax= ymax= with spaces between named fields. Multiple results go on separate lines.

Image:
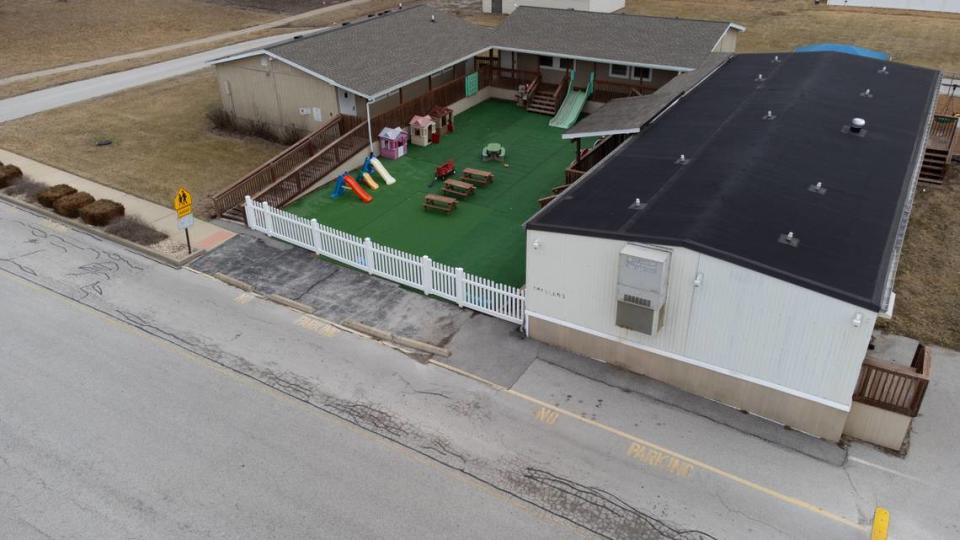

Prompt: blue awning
xmin=795 ymin=43 xmax=890 ymax=61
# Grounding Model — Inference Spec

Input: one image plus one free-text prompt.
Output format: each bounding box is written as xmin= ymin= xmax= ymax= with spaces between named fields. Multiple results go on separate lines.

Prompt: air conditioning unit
xmin=616 ymin=245 xmax=670 ymax=335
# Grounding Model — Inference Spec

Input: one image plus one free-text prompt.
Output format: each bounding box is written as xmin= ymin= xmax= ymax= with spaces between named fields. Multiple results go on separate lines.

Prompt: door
xmin=492 ymin=0 xmax=502 ymax=14
xmin=337 ymin=89 xmax=357 ymax=116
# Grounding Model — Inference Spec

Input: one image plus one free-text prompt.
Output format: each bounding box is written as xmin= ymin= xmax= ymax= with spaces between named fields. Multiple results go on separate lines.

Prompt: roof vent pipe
xmin=675 ymin=153 xmax=690 ymax=165
xmin=762 ymin=110 xmax=776 ymax=120
xmin=878 ymin=65 xmax=889 ymax=75
xmin=860 ymin=88 xmax=873 ymax=98
xmin=431 ymin=14 xmax=436 ymax=22
xmin=755 ymin=73 xmax=765 ymax=82
xmin=772 ymin=55 xmax=781 ymax=63
xmin=851 ymin=117 xmax=866 ymax=134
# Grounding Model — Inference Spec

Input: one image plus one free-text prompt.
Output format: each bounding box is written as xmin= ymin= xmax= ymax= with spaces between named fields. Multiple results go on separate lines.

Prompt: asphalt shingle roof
xmin=564 ymin=53 xmax=732 ymax=138
xmin=493 ymin=7 xmax=734 ymax=70
xmin=267 ymin=5 xmax=490 ymax=98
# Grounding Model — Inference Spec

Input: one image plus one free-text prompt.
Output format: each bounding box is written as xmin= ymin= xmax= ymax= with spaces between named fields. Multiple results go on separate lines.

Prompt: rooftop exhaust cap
xmin=851 ymin=117 xmax=866 ymax=133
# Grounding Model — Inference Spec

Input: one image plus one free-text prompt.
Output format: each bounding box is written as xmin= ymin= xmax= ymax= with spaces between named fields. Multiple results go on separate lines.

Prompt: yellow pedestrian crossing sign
xmin=174 ymin=187 xmax=192 ymax=218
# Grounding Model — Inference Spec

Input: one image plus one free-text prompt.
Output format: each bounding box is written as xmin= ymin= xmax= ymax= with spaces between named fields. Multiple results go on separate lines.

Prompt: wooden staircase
xmin=527 ymin=84 xmax=559 ymax=116
xmin=919 ymin=148 xmax=949 ymax=184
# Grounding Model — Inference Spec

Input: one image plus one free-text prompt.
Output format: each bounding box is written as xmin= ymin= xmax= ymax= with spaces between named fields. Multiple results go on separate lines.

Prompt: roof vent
xmin=808 ymin=181 xmax=827 ymax=195
xmin=842 ymin=117 xmax=867 ymax=137
xmin=762 ymin=110 xmax=776 ymax=121
xmin=629 ymin=198 xmax=646 ymax=210
xmin=675 ymin=153 xmax=690 ymax=165
xmin=431 ymin=14 xmax=436 ymax=22
xmin=755 ymin=73 xmax=765 ymax=82
xmin=860 ymin=88 xmax=873 ymax=98
xmin=878 ymin=65 xmax=889 ymax=75
xmin=778 ymin=231 xmax=800 ymax=247
xmin=772 ymin=55 xmax=781 ymax=63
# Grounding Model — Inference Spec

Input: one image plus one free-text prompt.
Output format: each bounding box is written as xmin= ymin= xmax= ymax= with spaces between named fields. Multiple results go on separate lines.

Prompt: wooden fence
xmin=212 ymin=114 xmax=362 ymax=217
xmin=852 ymin=343 xmax=931 ymax=417
xmin=244 ymin=197 xmax=526 ymax=325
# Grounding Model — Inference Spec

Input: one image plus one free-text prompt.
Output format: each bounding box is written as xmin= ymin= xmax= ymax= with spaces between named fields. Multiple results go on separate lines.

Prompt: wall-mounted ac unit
xmin=616 ymin=245 xmax=670 ymax=335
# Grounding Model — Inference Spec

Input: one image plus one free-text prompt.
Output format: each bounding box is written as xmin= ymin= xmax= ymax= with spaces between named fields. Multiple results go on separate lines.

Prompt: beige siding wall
xmin=714 ymin=28 xmax=739 ymax=53
xmin=215 ymin=55 xmax=339 ymax=133
xmin=843 ymin=402 xmax=911 ymax=450
xmin=525 ymin=231 xmax=876 ymax=412
xmin=529 ymin=316 xmax=850 ymax=440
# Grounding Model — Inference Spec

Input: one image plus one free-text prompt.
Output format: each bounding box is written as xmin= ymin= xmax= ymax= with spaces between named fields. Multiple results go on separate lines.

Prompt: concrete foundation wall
xmin=843 ymin=402 xmax=912 ymax=450
xmin=529 ymin=315 xmax=850 ymax=441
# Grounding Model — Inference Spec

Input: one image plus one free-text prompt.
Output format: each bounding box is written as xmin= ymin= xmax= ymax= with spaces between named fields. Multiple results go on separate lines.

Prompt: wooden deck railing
xmin=553 ymin=69 xmax=571 ymax=107
xmin=852 ymin=343 xmax=932 ymax=417
xmin=564 ymin=134 xmax=627 ymax=183
xmin=369 ymin=65 xmax=492 ymax=135
xmin=928 ymin=114 xmax=958 ymax=153
xmin=212 ymin=114 xmax=359 ymax=216
xmin=252 ymin=121 xmax=368 ymax=209
xmin=485 ymin=66 xmax=541 ymax=91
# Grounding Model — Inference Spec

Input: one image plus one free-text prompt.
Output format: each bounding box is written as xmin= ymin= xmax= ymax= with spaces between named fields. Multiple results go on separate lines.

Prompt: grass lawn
xmin=877 ymin=168 xmax=960 ymax=350
xmin=0 ymin=70 xmax=283 ymax=216
xmin=624 ymin=0 xmax=960 ymax=73
xmin=0 ymin=0 xmax=272 ymax=79
xmin=286 ymin=100 xmax=578 ymax=286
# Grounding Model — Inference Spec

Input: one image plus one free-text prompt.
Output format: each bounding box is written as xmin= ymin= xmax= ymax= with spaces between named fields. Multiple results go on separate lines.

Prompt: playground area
xmin=285 ymin=100 xmax=581 ymax=286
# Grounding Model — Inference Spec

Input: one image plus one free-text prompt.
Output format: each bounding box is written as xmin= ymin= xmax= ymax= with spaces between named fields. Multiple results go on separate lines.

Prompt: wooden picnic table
xmin=423 ymin=193 xmax=458 ymax=214
xmin=461 ymin=168 xmax=494 ymax=186
xmin=442 ymin=178 xmax=476 ymax=199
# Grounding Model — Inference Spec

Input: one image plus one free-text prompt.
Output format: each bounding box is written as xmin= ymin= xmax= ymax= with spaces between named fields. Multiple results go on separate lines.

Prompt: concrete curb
xmin=214 ymin=272 xmax=254 ymax=292
xmin=0 ymin=193 xmax=204 ymax=268
xmin=343 ymin=320 xmax=451 ymax=358
xmin=266 ymin=293 xmax=315 ymax=314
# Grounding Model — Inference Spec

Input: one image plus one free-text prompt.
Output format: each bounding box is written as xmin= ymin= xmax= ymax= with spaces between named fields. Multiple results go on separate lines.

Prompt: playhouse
xmin=409 ymin=115 xmax=436 ymax=147
xmin=378 ymin=127 xmax=409 ymax=160
xmin=429 ymin=105 xmax=454 ymax=133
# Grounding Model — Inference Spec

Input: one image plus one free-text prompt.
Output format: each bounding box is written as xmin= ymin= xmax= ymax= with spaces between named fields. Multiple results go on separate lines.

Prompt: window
xmin=609 ymin=64 xmax=629 ymax=79
xmin=539 ymin=56 xmax=574 ymax=71
xmin=609 ymin=64 xmax=653 ymax=81
xmin=633 ymin=66 xmax=653 ymax=82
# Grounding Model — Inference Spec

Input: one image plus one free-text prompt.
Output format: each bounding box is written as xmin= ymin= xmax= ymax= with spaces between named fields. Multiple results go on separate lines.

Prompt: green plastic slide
xmin=549 ymin=71 xmax=594 ymax=129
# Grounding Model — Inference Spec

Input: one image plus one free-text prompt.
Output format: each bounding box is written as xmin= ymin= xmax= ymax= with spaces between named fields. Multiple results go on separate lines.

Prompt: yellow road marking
xmin=534 ymin=406 xmax=559 ymax=425
xmin=294 ymin=314 xmax=340 ymax=337
xmin=871 ymin=507 xmax=890 ymax=540
xmin=234 ymin=292 xmax=255 ymax=305
xmin=427 ymin=358 xmax=867 ymax=533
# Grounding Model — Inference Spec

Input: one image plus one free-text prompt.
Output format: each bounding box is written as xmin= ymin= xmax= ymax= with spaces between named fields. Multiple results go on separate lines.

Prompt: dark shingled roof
xmin=529 ymin=52 xmax=940 ymax=311
xmin=563 ymin=53 xmax=733 ymax=139
xmin=267 ymin=5 xmax=490 ymax=97
xmin=494 ymin=7 xmax=735 ymax=70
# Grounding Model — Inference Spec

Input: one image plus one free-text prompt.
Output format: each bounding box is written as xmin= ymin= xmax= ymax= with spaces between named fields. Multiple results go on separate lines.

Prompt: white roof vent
xmin=808 ymin=181 xmax=827 ymax=195
xmin=878 ymin=65 xmax=889 ymax=75
xmin=851 ymin=117 xmax=866 ymax=133
xmin=762 ymin=110 xmax=776 ymax=121
xmin=675 ymin=153 xmax=690 ymax=165
xmin=778 ymin=231 xmax=800 ymax=247
xmin=860 ymin=88 xmax=873 ymax=98
xmin=755 ymin=73 xmax=765 ymax=82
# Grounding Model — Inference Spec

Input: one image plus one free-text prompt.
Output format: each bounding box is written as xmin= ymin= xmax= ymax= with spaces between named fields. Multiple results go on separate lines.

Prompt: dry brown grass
xmin=0 ymin=0 xmax=273 ymax=79
xmin=624 ymin=0 xmax=960 ymax=72
xmin=0 ymin=70 xmax=283 ymax=217
xmin=876 ymin=168 xmax=960 ymax=349
xmin=0 ymin=27 xmax=291 ymax=100
xmin=281 ymin=0 xmax=420 ymax=28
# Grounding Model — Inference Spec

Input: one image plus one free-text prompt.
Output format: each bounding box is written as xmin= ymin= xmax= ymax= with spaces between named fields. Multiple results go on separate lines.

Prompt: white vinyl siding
xmin=524 ymin=231 xmax=875 ymax=407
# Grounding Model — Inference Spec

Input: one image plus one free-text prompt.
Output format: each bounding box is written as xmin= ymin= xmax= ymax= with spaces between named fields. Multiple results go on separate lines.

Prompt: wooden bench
xmin=423 ymin=194 xmax=458 ymax=214
xmin=461 ymin=168 xmax=494 ymax=186
xmin=442 ymin=179 xmax=476 ymax=199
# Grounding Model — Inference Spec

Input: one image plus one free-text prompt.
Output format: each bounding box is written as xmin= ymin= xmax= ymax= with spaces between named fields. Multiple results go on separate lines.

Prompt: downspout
xmin=366 ymin=97 xmax=374 ymax=153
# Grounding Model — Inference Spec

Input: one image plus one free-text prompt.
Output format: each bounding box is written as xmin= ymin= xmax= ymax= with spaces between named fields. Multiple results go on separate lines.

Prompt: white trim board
xmin=526 ymin=311 xmax=852 ymax=412
xmin=496 ymin=46 xmax=693 ymax=73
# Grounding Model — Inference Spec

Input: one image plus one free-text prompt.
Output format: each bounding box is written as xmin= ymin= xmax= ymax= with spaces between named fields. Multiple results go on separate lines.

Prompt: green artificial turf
xmin=286 ymin=100 xmax=580 ymax=287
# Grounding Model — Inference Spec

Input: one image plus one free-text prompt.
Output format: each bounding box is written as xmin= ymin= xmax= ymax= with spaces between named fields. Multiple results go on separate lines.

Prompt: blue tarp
xmin=795 ymin=43 xmax=890 ymax=61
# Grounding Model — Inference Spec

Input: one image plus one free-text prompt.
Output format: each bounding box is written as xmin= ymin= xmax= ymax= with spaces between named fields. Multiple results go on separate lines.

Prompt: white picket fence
xmin=244 ymin=196 xmax=526 ymax=324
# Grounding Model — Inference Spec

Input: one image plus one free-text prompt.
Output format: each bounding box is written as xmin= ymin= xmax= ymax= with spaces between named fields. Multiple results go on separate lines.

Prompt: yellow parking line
xmin=429 ymin=358 xmax=867 ymax=533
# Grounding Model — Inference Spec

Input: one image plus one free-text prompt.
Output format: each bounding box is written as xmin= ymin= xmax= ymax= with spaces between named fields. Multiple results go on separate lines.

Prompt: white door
xmin=337 ymin=89 xmax=357 ymax=116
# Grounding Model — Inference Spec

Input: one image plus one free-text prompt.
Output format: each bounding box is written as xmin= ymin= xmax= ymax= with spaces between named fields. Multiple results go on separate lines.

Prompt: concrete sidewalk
xmin=0 ymin=149 xmax=234 ymax=254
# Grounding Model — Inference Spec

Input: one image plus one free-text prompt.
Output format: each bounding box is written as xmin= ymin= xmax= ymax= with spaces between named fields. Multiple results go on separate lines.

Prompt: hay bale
xmin=53 ymin=191 xmax=95 ymax=218
xmin=79 ymin=199 xmax=125 ymax=226
xmin=37 ymin=184 xmax=77 ymax=207
xmin=0 ymin=164 xmax=23 ymax=188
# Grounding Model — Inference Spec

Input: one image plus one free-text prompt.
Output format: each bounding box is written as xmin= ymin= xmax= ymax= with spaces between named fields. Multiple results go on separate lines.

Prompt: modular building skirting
xmin=527 ymin=313 xmax=851 ymax=441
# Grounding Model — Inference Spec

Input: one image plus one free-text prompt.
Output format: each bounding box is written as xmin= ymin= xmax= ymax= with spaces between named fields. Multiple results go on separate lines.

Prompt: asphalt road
xmin=0 ymin=251 xmax=578 ymax=538
xmin=0 ymin=198 xmax=957 ymax=539
xmin=0 ymin=31 xmax=321 ymax=123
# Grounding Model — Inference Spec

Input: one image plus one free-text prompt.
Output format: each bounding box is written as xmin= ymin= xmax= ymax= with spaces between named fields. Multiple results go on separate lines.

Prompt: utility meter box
xmin=616 ymin=245 xmax=670 ymax=335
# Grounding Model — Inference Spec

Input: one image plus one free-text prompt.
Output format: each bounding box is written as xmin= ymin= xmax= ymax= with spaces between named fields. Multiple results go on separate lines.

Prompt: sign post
xmin=173 ymin=186 xmax=194 ymax=254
